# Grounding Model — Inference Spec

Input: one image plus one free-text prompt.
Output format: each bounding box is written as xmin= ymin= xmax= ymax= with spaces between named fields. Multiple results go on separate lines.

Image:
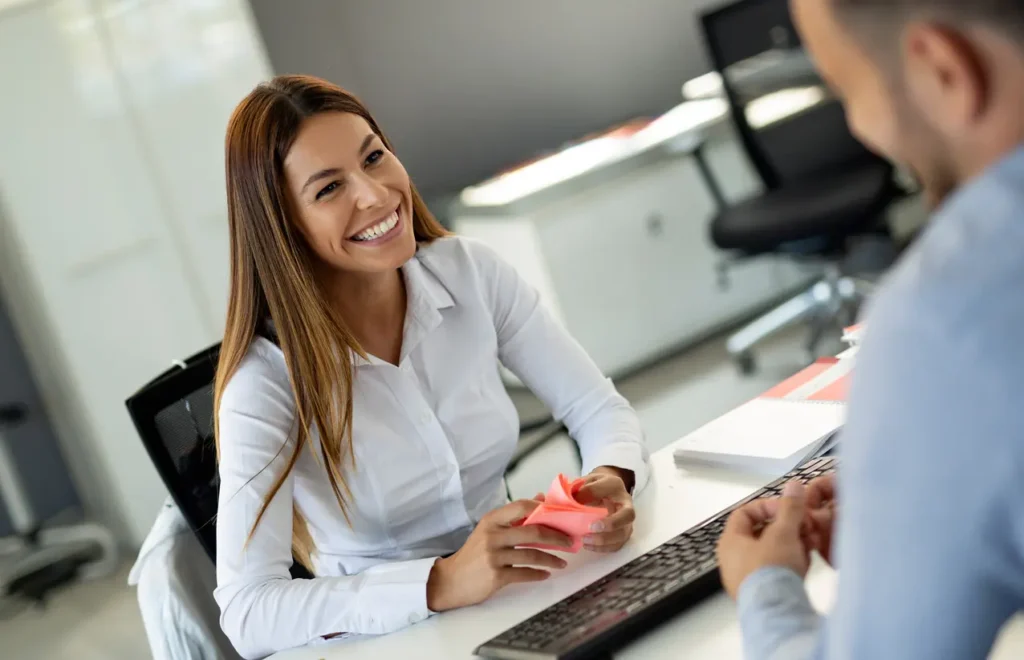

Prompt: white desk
xmin=268 ymin=435 xmax=1024 ymax=659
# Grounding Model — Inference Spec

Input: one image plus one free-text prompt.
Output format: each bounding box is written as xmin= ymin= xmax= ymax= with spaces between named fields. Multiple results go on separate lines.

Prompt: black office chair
xmin=697 ymin=0 xmax=903 ymax=372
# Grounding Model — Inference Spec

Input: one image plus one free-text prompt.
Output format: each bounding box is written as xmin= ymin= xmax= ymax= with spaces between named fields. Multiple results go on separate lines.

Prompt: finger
xmin=488 ymin=499 xmax=542 ymax=526
xmin=723 ymin=498 xmax=777 ymax=538
xmin=590 ymin=505 xmax=635 ymax=534
xmin=497 ymin=548 xmax=568 ymax=570
xmin=720 ymin=501 xmax=761 ymax=536
xmin=575 ymin=478 xmax=625 ymax=504
xmin=496 ymin=523 xmax=575 ymax=549
xmin=808 ymin=505 xmax=836 ymax=529
xmin=498 ymin=567 xmax=551 ymax=587
xmin=583 ymin=525 xmax=632 ymax=552
xmin=767 ymin=481 xmax=807 ymax=537
xmin=806 ymin=476 xmax=836 ymax=509
xmin=534 ymin=492 xmax=546 ymax=502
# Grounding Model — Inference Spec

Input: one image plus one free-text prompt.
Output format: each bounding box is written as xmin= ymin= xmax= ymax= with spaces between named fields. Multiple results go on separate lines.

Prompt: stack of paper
xmin=672 ymin=397 xmax=846 ymax=476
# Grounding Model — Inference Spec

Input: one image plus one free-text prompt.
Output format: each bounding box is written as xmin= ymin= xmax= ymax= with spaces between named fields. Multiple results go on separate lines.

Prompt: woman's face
xmin=283 ymin=112 xmax=416 ymax=276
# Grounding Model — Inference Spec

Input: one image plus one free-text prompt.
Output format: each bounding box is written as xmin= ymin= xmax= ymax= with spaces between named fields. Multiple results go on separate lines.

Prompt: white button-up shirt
xmin=214 ymin=237 xmax=649 ymax=659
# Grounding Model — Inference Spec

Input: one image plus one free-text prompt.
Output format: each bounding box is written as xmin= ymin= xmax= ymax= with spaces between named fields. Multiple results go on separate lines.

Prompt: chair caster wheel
xmin=735 ymin=352 xmax=757 ymax=375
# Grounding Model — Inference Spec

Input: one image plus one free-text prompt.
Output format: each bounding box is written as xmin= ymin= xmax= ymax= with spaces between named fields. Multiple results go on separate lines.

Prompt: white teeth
xmin=353 ymin=211 xmax=399 ymax=242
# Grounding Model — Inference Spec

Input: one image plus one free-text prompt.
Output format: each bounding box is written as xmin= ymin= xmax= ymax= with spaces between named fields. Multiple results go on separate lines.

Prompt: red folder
xmin=808 ymin=374 xmax=850 ymax=402
xmin=761 ymin=358 xmax=840 ymax=399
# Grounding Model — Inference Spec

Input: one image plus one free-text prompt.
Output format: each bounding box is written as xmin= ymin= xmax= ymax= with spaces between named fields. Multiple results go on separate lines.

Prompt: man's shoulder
xmin=865 ymin=173 xmax=1024 ymax=373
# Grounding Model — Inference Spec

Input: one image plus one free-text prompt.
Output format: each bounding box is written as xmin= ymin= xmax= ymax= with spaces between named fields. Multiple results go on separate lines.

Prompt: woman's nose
xmin=352 ymin=172 xmax=388 ymax=209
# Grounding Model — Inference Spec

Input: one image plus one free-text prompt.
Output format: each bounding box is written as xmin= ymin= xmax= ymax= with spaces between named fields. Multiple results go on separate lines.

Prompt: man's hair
xmin=832 ymin=0 xmax=1024 ymax=46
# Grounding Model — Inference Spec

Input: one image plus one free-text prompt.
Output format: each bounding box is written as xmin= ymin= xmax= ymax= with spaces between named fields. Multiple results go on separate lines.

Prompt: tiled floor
xmin=0 ymin=327 xmax=840 ymax=659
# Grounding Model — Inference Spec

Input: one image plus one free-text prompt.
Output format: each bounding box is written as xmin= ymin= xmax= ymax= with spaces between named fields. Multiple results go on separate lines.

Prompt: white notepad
xmin=673 ymin=398 xmax=845 ymax=475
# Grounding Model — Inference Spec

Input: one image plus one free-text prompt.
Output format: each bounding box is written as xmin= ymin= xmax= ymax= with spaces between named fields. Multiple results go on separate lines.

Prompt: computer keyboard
xmin=474 ymin=456 xmax=837 ymax=660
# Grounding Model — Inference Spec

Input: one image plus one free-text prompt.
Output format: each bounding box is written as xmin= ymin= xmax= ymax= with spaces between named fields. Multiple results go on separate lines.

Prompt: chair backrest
xmin=126 ymin=344 xmax=222 ymax=561
xmin=127 ymin=342 xmax=313 ymax=579
xmin=699 ymin=0 xmax=884 ymax=189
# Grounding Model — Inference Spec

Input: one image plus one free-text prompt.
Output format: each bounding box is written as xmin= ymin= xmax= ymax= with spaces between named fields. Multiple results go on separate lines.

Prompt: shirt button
xmin=419 ymin=411 xmax=432 ymax=425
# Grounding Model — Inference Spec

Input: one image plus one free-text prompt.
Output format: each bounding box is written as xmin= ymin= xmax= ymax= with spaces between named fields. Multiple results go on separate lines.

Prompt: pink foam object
xmin=519 ymin=474 xmax=609 ymax=553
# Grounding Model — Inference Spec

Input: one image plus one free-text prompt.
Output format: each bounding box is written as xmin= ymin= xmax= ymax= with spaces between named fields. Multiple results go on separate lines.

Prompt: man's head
xmin=790 ymin=0 xmax=1024 ymax=207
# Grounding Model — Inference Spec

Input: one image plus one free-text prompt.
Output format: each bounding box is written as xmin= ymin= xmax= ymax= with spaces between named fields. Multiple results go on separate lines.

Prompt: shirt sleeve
xmin=737 ymin=567 xmax=822 ymax=660
xmin=214 ymin=350 xmax=439 ymax=660
xmin=736 ymin=303 xmax=1024 ymax=660
xmin=465 ymin=240 xmax=650 ymax=491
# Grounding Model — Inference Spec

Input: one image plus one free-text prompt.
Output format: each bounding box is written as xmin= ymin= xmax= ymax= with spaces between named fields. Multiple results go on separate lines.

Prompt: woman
xmin=213 ymin=75 xmax=649 ymax=659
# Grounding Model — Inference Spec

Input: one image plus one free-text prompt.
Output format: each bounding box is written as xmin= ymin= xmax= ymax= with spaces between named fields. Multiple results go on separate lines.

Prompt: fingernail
xmin=590 ymin=521 xmax=605 ymax=533
xmin=783 ymin=481 xmax=804 ymax=497
xmin=583 ymin=535 xmax=595 ymax=545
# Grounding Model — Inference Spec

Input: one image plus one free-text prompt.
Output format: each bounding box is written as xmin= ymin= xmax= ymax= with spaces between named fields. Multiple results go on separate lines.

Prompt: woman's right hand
xmin=426 ymin=499 xmax=574 ymax=612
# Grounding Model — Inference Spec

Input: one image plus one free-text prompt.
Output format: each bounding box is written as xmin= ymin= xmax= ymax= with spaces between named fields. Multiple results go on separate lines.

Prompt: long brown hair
xmin=214 ymin=75 xmax=448 ymax=571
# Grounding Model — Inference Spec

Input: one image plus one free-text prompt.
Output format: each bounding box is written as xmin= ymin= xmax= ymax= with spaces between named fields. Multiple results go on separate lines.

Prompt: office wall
xmin=248 ymin=0 xmax=722 ymax=199
xmin=0 ymin=0 xmax=271 ymax=545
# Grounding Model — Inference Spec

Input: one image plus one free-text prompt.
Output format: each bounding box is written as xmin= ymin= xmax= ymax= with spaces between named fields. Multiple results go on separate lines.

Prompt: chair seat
xmin=711 ymin=160 xmax=894 ymax=255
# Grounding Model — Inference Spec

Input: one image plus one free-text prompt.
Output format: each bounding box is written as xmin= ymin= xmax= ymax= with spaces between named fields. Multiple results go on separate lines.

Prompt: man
xmin=716 ymin=0 xmax=1024 ymax=658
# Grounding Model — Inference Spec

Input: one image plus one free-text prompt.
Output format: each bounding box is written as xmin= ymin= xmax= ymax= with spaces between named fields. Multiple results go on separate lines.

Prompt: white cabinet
xmin=455 ymin=136 xmax=809 ymax=379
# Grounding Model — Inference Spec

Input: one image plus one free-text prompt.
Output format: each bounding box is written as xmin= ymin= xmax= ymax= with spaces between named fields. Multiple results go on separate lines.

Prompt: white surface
xmin=672 ymin=398 xmax=844 ymax=470
xmin=0 ymin=0 xmax=271 ymax=544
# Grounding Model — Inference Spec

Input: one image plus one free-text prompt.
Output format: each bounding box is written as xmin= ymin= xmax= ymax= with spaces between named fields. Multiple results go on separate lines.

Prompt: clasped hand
xmin=427 ymin=467 xmax=635 ymax=611
xmin=716 ymin=475 xmax=837 ymax=600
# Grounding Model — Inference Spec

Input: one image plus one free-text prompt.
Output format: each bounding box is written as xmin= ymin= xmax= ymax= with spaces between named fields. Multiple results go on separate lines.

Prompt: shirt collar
xmin=352 ymin=247 xmax=455 ymax=368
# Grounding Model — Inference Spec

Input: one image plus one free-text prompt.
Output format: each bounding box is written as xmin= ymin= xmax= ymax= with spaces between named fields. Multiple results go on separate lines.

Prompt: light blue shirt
xmin=737 ymin=146 xmax=1024 ymax=659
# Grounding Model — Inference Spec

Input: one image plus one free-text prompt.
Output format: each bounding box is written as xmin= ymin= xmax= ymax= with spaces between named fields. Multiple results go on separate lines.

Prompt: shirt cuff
xmin=737 ymin=567 xmax=822 ymax=660
xmin=584 ymin=441 xmax=651 ymax=495
xmin=351 ymin=556 xmax=440 ymax=633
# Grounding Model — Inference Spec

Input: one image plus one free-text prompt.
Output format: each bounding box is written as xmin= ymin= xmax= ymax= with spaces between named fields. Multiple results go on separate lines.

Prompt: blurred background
xmin=0 ymin=0 xmax=924 ymax=657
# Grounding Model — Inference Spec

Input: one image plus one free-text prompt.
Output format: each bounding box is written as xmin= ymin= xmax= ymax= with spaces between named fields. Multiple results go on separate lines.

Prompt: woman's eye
xmin=365 ymin=149 xmax=385 ymax=167
xmin=315 ymin=181 xmax=340 ymax=200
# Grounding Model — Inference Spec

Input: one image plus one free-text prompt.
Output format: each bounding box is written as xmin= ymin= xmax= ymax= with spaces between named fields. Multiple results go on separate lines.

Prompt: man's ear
xmin=902 ymin=22 xmax=988 ymax=136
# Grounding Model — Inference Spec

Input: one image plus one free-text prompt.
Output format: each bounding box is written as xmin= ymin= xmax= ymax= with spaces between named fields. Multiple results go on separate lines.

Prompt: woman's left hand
xmin=574 ymin=467 xmax=636 ymax=553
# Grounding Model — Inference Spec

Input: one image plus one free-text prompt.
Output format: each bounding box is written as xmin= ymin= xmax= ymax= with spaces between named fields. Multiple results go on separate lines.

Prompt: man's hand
xmin=804 ymin=475 xmax=838 ymax=565
xmin=717 ymin=481 xmax=813 ymax=599
xmin=575 ymin=467 xmax=636 ymax=553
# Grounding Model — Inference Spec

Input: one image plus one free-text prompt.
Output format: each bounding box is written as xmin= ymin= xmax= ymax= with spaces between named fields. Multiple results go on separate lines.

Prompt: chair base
xmin=0 ymin=522 xmax=119 ymax=610
xmin=726 ymin=266 xmax=872 ymax=373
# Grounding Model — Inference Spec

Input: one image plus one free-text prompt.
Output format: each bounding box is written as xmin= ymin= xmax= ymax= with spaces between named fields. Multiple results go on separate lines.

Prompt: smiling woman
xmin=212 ymin=75 xmax=650 ymax=659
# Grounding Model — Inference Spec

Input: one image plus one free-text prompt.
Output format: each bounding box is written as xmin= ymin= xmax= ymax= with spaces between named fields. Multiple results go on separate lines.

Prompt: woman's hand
xmin=426 ymin=499 xmax=574 ymax=612
xmin=575 ymin=467 xmax=636 ymax=553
